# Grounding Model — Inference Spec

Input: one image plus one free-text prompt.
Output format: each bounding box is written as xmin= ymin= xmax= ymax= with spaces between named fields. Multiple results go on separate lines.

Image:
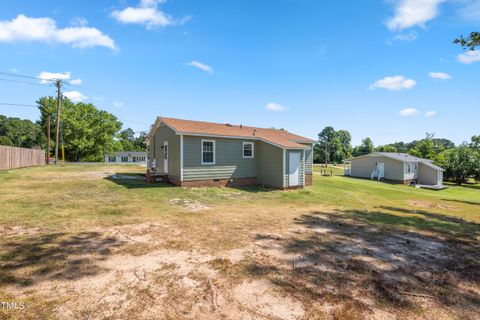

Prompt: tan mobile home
xmin=348 ymin=152 xmax=444 ymax=186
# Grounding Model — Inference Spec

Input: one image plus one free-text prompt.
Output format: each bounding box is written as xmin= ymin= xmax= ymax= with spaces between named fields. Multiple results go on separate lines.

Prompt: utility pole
xmin=54 ymin=79 xmax=62 ymax=165
xmin=47 ymin=115 xmax=51 ymax=164
xmin=324 ymin=142 xmax=329 ymax=167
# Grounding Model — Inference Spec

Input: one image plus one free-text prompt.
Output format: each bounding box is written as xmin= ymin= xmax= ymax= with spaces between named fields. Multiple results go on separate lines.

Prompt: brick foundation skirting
xmin=180 ymin=177 xmax=257 ymax=188
xmin=305 ymin=173 xmax=313 ymax=186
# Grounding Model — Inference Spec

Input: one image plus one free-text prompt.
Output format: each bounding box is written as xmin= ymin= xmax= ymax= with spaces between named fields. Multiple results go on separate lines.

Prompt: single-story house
xmin=146 ymin=117 xmax=316 ymax=188
xmin=104 ymin=151 xmax=147 ymax=164
xmin=347 ymin=152 xmax=444 ymax=186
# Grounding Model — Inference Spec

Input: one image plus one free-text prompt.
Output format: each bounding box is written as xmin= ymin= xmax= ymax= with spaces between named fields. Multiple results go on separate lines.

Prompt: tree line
xmin=314 ymin=126 xmax=480 ymax=185
xmin=0 ymin=96 xmax=146 ymax=161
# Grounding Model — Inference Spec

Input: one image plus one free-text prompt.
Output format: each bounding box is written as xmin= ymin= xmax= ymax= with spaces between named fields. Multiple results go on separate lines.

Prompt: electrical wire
xmin=0 ymin=77 xmax=52 ymax=87
xmin=0 ymin=102 xmax=37 ymax=108
xmin=0 ymin=71 xmax=55 ymax=82
xmin=62 ymin=81 xmax=108 ymax=97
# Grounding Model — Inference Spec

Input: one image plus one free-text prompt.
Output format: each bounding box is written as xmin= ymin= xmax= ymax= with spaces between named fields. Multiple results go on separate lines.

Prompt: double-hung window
xmin=121 ymin=156 xmax=128 ymax=163
xmin=202 ymin=140 xmax=215 ymax=164
xmin=243 ymin=142 xmax=254 ymax=158
xmin=109 ymin=156 xmax=116 ymax=162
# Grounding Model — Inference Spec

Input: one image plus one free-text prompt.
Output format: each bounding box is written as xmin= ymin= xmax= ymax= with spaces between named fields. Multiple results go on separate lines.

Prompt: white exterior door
xmin=289 ymin=152 xmax=301 ymax=186
xmin=163 ymin=141 xmax=168 ymax=174
xmin=377 ymin=163 xmax=384 ymax=177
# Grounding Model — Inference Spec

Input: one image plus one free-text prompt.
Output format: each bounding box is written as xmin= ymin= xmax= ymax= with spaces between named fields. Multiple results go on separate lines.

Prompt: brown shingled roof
xmin=151 ymin=117 xmax=315 ymax=149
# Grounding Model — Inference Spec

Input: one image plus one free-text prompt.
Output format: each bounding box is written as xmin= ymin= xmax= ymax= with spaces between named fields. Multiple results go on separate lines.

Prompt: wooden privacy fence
xmin=0 ymin=145 xmax=45 ymax=170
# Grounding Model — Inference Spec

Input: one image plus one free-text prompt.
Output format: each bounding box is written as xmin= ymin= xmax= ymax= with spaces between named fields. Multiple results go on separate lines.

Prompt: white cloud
xmin=64 ymin=90 xmax=87 ymax=102
xmin=457 ymin=50 xmax=480 ymax=64
xmin=265 ymin=102 xmax=286 ymax=112
xmin=425 ymin=110 xmax=437 ymax=117
xmin=92 ymin=96 xmax=105 ymax=101
xmin=111 ymin=0 xmax=188 ymax=29
xmin=429 ymin=72 xmax=451 ymax=80
xmin=369 ymin=75 xmax=416 ymax=91
xmin=399 ymin=108 xmax=419 ymax=116
xmin=38 ymin=71 xmax=71 ymax=84
xmin=8 ymin=68 xmax=18 ymax=73
xmin=186 ymin=61 xmax=213 ymax=74
xmin=113 ymin=101 xmax=124 ymax=107
xmin=69 ymin=78 xmax=82 ymax=85
xmin=386 ymin=0 xmax=445 ymax=31
xmin=0 ymin=14 xmax=116 ymax=50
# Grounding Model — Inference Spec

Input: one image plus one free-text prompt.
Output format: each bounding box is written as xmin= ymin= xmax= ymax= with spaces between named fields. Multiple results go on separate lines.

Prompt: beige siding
xmin=256 ymin=141 xmax=284 ymax=188
xmin=149 ymin=125 xmax=181 ymax=180
xmin=418 ymin=163 xmax=440 ymax=185
xmin=351 ymin=156 xmax=404 ymax=181
xmin=183 ymin=136 xmax=257 ymax=181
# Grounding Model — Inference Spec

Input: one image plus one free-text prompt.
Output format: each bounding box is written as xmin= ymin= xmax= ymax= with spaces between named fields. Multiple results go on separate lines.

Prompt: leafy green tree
xmin=0 ymin=115 xmax=44 ymax=148
xmin=471 ymin=135 xmax=480 ymax=182
xmin=432 ymin=138 xmax=455 ymax=153
xmin=336 ymin=130 xmax=352 ymax=161
xmin=471 ymin=135 xmax=480 ymax=150
xmin=407 ymin=133 xmax=439 ymax=159
xmin=0 ymin=135 xmax=14 ymax=146
xmin=441 ymin=146 xmax=480 ymax=185
xmin=410 ymin=139 xmax=435 ymax=159
xmin=316 ymin=127 xmax=352 ymax=164
xmin=317 ymin=126 xmax=336 ymax=165
xmin=116 ymin=128 xmax=147 ymax=151
xmin=375 ymin=145 xmax=397 ymax=152
xmin=352 ymin=137 xmax=374 ymax=157
xmin=454 ymin=32 xmax=480 ymax=50
xmin=37 ymin=96 xmax=122 ymax=161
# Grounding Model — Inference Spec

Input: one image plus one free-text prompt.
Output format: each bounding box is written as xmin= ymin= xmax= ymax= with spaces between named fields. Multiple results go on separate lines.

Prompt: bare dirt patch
xmin=1 ymin=207 xmax=479 ymax=319
xmin=0 ymin=225 xmax=39 ymax=238
xmin=408 ymin=200 xmax=457 ymax=211
xmin=170 ymin=198 xmax=211 ymax=212
xmin=42 ymin=170 xmax=115 ymax=180
xmin=232 ymin=279 xmax=304 ymax=319
xmin=248 ymin=210 xmax=480 ymax=319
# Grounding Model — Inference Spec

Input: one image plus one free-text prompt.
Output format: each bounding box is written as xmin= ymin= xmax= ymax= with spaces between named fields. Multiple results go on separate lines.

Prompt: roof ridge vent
xmin=225 ymin=123 xmax=233 ymax=127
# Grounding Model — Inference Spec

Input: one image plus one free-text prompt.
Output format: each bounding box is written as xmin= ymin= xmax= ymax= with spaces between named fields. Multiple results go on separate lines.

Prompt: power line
xmin=0 ymin=102 xmax=37 ymax=108
xmin=62 ymin=81 xmax=107 ymax=96
xmin=0 ymin=77 xmax=52 ymax=87
xmin=0 ymin=71 xmax=55 ymax=82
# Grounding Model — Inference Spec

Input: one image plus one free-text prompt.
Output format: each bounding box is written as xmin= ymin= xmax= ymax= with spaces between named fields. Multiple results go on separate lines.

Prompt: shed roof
xmin=149 ymin=117 xmax=315 ymax=149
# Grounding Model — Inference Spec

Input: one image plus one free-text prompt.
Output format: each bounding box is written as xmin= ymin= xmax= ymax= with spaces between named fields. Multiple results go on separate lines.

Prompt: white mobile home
xmin=104 ymin=151 xmax=147 ymax=165
xmin=347 ymin=152 xmax=444 ymax=186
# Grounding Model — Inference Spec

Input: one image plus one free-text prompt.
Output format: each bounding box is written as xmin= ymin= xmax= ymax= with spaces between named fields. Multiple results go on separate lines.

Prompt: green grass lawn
xmin=0 ymin=164 xmax=478 ymax=237
xmin=0 ymin=164 xmax=479 ymax=319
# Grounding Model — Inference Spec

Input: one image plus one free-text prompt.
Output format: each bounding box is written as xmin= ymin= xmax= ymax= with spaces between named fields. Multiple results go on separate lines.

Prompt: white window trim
xmin=242 ymin=142 xmax=254 ymax=159
xmin=201 ymin=139 xmax=216 ymax=165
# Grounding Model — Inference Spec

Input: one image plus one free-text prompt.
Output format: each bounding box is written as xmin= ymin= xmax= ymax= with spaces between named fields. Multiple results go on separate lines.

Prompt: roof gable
xmin=149 ymin=117 xmax=315 ymax=149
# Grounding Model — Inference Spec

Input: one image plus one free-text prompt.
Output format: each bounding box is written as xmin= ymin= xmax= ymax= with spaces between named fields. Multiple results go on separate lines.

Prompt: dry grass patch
xmin=0 ymin=164 xmax=479 ymax=319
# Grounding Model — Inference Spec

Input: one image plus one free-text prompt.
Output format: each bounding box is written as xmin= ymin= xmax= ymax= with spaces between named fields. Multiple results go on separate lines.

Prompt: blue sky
xmin=0 ymin=0 xmax=479 ymax=146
